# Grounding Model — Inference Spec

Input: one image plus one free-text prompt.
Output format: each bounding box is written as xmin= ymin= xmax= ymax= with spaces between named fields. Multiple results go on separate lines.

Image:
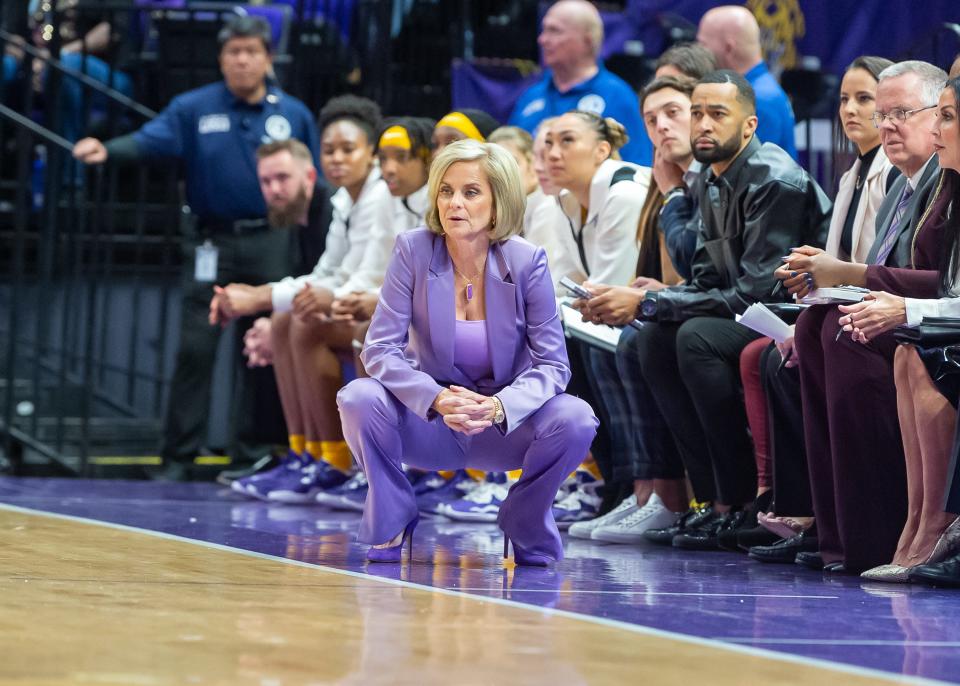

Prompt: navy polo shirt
xmin=508 ymin=65 xmax=652 ymax=166
xmin=745 ymin=62 xmax=798 ymax=161
xmin=133 ymin=81 xmax=320 ymax=222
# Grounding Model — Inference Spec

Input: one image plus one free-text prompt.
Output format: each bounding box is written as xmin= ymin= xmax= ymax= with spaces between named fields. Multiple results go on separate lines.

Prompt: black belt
xmin=198 ymin=217 xmax=270 ymax=235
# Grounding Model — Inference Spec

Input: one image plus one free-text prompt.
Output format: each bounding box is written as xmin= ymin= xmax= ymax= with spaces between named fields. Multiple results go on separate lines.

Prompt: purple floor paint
xmin=2 ymin=476 xmax=958 ymax=683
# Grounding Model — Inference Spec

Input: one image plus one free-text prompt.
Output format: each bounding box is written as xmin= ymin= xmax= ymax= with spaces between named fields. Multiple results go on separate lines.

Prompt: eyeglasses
xmin=870 ymin=104 xmax=937 ymax=128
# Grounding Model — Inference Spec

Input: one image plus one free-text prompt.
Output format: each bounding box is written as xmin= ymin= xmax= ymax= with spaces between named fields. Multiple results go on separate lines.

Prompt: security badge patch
xmin=265 ymin=114 xmax=292 ymax=141
xmin=577 ymin=94 xmax=606 ymax=115
xmin=198 ymin=114 xmax=230 ymax=134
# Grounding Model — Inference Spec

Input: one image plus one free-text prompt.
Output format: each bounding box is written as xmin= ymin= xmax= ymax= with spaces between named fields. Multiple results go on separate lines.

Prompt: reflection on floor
xmin=1 ymin=477 xmax=957 ymax=685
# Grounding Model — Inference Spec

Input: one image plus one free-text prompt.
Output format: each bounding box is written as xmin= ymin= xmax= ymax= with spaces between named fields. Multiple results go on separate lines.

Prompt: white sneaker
xmin=591 ymin=493 xmax=680 ymax=543
xmin=567 ymin=494 xmax=639 ymax=540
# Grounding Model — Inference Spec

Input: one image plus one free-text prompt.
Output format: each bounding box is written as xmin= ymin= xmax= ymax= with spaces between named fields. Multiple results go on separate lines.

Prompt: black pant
xmin=566 ymin=339 xmax=614 ymax=506
xmin=630 ymin=317 xmax=760 ymax=505
xmin=160 ymin=229 xmax=294 ymax=465
xmin=760 ymin=343 xmax=813 ymax=516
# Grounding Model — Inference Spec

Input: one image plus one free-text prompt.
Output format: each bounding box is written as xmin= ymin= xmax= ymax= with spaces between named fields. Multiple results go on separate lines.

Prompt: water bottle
xmin=32 ymin=144 xmax=46 ymax=211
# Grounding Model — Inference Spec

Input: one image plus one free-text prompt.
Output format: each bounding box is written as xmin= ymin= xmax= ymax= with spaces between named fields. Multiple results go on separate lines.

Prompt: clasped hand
xmin=330 ymin=291 xmax=379 ymax=323
xmin=209 ymin=283 xmax=264 ymax=326
xmin=773 ymin=246 xmax=846 ymax=298
xmin=292 ymin=284 xmax=335 ymax=321
xmin=242 ymin=317 xmax=273 ymax=368
xmin=837 ymin=291 xmax=906 ymax=344
xmin=432 ymin=386 xmax=496 ymax=435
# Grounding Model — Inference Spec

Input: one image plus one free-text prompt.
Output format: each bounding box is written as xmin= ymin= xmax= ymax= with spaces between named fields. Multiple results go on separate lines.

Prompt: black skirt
xmin=917 ymin=345 xmax=960 ymax=408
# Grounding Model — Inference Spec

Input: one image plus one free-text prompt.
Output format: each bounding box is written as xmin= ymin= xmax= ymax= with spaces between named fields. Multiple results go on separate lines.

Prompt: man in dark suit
xmin=783 ymin=60 xmax=946 ymax=573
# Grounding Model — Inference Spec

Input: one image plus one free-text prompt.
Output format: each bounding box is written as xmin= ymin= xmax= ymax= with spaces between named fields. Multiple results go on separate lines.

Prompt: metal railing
xmin=1 ymin=7 xmax=183 ymax=474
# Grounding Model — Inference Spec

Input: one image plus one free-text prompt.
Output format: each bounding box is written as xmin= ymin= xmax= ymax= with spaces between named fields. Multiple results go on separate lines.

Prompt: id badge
xmin=194 ymin=239 xmax=219 ymax=282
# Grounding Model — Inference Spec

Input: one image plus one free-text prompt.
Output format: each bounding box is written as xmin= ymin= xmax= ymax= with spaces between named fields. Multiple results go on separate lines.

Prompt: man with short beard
xmin=208 ymin=138 xmax=333 ymax=483
xmin=584 ymin=70 xmax=831 ymax=550
xmin=210 ymin=139 xmax=333 ymax=331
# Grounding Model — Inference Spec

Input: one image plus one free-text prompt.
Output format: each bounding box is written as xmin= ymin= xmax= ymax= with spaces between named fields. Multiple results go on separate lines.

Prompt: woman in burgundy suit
xmin=838 ymin=76 xmax=960 ymax=581
xmin=337 ymin=140 xmax=598 ymax=565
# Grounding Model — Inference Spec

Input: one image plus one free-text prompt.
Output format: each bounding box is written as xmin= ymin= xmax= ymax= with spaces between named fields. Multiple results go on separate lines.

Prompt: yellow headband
xmin=436 ymin=112 xmax=485 ymax=141
xmin=378 ymin=125 xmax=412 ymax=150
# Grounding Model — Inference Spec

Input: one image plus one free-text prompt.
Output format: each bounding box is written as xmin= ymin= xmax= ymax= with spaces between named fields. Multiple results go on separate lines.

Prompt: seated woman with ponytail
xmin=543 ymin=110 xmax=653 ymax=522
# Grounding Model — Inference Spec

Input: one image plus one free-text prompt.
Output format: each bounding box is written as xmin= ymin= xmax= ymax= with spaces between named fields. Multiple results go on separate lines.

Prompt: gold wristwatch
xmin=491 ymin=396 xmax=505 ymax=425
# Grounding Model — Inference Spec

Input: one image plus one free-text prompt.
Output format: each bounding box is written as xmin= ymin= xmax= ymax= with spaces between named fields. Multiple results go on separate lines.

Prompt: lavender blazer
xmin=360 ymin=228 xmax=571 ymax=435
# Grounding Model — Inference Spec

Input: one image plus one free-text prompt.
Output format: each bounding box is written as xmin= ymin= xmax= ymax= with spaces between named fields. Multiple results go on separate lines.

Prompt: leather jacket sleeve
xmin=656 ymin=180 xmax=831 ymax=322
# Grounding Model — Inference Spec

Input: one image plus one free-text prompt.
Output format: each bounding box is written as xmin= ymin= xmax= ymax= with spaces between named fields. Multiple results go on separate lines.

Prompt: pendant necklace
xmin=452 ymin=263 xmax=483 ymax=301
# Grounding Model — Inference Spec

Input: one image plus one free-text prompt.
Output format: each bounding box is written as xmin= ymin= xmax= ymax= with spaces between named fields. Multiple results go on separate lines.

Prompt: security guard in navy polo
xmin=73 ymin=16 xmax=320 ymax=479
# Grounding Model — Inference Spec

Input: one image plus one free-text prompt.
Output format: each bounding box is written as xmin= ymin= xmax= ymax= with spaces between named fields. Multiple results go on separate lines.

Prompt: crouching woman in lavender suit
xmin=337 ymin=139 xmax=598 ymax=565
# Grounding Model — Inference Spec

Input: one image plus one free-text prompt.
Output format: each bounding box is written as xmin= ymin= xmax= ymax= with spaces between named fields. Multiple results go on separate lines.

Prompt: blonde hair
xmin=488 ymin=126 xmax=534 ymax=165
xmin=425 ymin=139 xmax=525 ymax=242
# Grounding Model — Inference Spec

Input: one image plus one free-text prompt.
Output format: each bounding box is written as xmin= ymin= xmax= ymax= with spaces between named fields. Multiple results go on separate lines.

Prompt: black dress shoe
xmin=644 ymin=504 xmax=714 ymax=546
xmin=716 ymin=492 xmax=774 ymax=552
xmin=908 ymin=552 xmax=960 ymax=587
xmin=749 ymin=530 xmax=819 ymax=564
xmin=823 ymin=561 xmax=847 ymax=573
xmin=735 ymin=525 xmax=780 ymax=551
xmin=717 ymin=509 xmax=752 ymax=552
xmin=672 ymin=510 xmax=732 ymax=551
xmin=795 ymin=551 xmax=825 ymax=570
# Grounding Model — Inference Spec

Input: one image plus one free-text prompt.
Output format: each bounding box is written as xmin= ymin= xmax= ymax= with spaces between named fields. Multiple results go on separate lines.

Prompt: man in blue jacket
xmin=509 ymin=0 xmax=652 ymax=166
xmin=73 ymin=16 xmax=320 ymax=479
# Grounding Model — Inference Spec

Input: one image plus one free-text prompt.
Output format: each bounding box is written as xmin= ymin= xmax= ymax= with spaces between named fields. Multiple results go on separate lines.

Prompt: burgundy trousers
xmin=794 ymin=305 xmax=908 ymax=570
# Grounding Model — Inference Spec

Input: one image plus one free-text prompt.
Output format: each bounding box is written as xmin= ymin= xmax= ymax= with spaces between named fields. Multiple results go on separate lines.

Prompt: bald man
xmin=697 ymin=6 xmax=797 ymax=159
xmin=509 ymin=0 xmax=652 ymax=166
xmin=950 ymin=54 xmax=960 ymax=79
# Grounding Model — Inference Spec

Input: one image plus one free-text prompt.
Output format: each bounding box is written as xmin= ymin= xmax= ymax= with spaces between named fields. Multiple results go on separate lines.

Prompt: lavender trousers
xmin=337 ymin=378 xmax=598 ymax=561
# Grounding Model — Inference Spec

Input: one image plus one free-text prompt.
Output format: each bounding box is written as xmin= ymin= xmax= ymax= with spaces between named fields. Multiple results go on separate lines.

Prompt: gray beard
xmin=268 ymin=186 xmax=310 ymax=228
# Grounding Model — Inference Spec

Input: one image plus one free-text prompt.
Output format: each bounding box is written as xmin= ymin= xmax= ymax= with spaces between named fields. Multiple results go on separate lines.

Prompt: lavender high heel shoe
xmin=503 ymin=536 xmax=552 ymax=567
xmin=367 ymin=515 xmax=418 ymax=563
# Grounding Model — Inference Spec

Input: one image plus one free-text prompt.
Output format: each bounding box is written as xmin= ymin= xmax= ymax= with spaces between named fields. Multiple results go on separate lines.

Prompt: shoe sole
xmin=672 ymin=537 xmax=722 ymax=551
xmin=442 ymin=510 xmax=500 ymax=523
xmin=266 ymin=490 xmax=321 ymax=504
xmin=748 ymin=551 xmax=800 ymax=564
xmin=333 ymin=500 xmax=366 ymax=512
xmin=908 ymin=571 xmax=960 ymax=587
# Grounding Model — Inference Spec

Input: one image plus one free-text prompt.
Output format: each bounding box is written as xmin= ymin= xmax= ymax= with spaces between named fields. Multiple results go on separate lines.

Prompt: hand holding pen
xmin=772 ymin=247 xmax=819 ymax=299
xmin=775 ymin=329 xmax=798 ymax=371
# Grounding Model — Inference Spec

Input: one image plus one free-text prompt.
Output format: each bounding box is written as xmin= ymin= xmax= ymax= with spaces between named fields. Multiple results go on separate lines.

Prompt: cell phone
xmin=559 ymin=276 xmax=592 ymax=299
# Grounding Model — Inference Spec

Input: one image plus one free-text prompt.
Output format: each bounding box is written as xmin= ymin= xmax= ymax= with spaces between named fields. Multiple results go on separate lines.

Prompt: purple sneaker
xmin=267 ymin=459 xmax=351 ymax=504
xmin=232 ymin=450 xmax=311 ymax=501
xmin=417 ymin=470 xmax=476 ymax=515
xmin=440 ymin=472 xmax=516 ymax=523
xmin=316 ymin=471 xmax=368 ymax=511
xmin=551 ymin=471 xmax=603 ymax=530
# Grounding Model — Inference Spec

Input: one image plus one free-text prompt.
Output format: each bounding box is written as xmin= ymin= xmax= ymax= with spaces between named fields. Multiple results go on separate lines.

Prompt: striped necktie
xmin=873 ymin=184 xmax=915 ymax=265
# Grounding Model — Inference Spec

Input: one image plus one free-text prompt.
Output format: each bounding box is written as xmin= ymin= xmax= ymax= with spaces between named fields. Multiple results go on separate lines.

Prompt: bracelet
xmin=661 ymin=187 xmax=684 ymax=205
xmin=491 ymin=396 xmax=505 ymax=424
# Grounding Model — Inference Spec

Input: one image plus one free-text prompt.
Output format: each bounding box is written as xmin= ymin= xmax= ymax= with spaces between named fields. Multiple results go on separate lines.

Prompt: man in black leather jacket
xmin=583 ymin=70 xmax=832 ymax=548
